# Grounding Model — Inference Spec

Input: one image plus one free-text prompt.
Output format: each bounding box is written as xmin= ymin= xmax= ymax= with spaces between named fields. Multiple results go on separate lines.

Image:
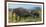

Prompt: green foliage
xmin=9 ymin=13 xmax=41 ymax=23
xmin=8 ymin=7 xmax=41 ymax=23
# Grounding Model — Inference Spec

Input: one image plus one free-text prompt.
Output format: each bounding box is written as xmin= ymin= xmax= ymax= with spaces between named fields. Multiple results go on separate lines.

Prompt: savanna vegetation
xmin=8 ymin=7 xmax=42 ymax=23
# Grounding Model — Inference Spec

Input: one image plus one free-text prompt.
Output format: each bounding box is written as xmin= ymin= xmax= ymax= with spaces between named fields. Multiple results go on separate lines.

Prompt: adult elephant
xmin=12 ymin=8 xmax=32 ymax=22
xmin=31 ymin=10 xmax=40 ymax=19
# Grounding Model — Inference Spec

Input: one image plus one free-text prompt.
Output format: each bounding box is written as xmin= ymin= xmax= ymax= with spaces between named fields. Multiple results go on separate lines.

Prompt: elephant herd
xmin=12 ymin=8 xmax=40 ymax=17
xmin=9 ymin=8 xmax=41 ymax=22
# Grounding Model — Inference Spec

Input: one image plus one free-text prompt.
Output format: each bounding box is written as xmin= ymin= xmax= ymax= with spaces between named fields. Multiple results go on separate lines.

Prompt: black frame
xmin=5 ymin=1 xmax=44 ymax=26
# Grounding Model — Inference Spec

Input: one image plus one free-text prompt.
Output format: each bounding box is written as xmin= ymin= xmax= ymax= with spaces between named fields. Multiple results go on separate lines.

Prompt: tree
xmin=35 ymin=7 xmax=41 ymax=11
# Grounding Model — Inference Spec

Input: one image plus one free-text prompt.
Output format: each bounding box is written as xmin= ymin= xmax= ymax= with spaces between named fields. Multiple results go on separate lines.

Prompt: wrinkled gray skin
xmin=12 ymin=8 xmax=39 ymax=17
xmin=12 ymin=8 xmax=40 ymax=21
xmin=12 ymin=8 xmax=32 ymax=16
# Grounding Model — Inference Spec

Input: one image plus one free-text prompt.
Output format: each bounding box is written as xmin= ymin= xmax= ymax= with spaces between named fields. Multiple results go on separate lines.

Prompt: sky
xmin=8 ymin=3 xmax=42 ymax=9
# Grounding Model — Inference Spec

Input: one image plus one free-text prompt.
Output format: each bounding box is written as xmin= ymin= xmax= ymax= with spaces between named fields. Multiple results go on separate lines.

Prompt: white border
xmin=7 ymin=2 xmax=43 ymax=25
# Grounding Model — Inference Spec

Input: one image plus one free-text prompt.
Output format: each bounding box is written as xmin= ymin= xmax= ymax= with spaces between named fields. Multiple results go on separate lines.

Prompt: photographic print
xmin=6 ymin=2 xmax=44 ymax=25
